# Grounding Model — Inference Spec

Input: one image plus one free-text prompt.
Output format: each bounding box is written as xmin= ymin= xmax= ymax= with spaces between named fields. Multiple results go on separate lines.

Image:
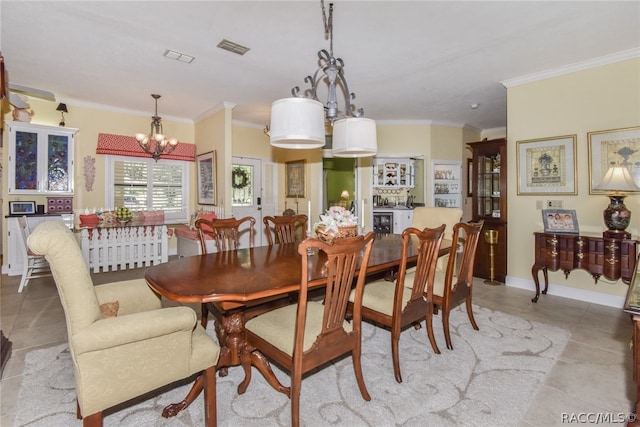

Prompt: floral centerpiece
xmin=313 ymin=206 xmax=359 ymax=242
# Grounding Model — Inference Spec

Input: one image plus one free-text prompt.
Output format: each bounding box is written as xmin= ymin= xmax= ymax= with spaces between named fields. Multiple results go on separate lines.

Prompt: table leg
xmin=161 ymin=310 xmax=288 ymax=418
xmin=531 ymin=265 xmax=548 ymax=303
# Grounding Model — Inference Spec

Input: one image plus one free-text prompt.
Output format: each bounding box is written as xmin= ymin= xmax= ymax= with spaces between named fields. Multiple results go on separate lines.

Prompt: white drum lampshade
xmin=269 ymin=98 xmax=326 ymax=149
xmin=332 ymin=117 xmax=377 ymax=157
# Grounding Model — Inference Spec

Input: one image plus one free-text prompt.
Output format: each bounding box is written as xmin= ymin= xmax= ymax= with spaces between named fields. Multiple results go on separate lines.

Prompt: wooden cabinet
xmin=622 ymin=251 xmax=640 ymax=424
xmin=535 ymin=232 xmax=638 ymax=302
xmin=373 ymin=158 xmax=415 ymax=188
xmin=468 ymin=138 xmax=507 ymax=283
xmin=7 ymin=121 xmax=77 ymax=195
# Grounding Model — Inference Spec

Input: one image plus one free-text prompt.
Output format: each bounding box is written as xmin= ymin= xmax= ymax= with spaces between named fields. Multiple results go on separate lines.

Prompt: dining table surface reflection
xmin=144 ymin=233 xmax=452 ymax=418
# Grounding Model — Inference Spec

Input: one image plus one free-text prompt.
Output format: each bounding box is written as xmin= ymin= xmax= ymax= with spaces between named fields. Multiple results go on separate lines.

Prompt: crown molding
xmin=501 ymin=48 xmax=640 ymax=88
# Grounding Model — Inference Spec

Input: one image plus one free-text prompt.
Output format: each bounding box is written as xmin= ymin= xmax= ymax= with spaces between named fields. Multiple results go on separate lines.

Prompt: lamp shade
xmin=269 ymin=98 xmax=326 ymax=149
xmin=594 ymin=166 xmax=640 ymax=193
xmin=56 ymin=103 xmax=68 ymax=113
xmin=331 ymin=117 xmax=377 ymax=158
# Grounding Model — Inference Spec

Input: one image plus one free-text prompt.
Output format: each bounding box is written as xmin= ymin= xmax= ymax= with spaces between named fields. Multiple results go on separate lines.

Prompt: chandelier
xmin=269 ymin=1 xmax=377 ymax=157
xmin=135 ymin=94 xmax=178 ymax=161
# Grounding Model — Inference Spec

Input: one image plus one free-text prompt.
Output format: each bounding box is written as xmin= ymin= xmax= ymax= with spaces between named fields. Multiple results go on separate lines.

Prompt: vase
xmin=315 ymin=225 xmax=358 ymax=243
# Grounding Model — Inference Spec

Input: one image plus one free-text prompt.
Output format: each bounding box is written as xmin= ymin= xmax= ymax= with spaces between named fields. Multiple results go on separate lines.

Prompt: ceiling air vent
xmin=217 ymin=39 xmax=250 ymax=56
xmin=163 ymin=49 xmax=195 ymax=64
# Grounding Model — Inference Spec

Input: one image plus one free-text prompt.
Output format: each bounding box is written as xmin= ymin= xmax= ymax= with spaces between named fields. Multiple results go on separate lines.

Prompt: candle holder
xmin=483 ymin=229 xmax=501 ymax=286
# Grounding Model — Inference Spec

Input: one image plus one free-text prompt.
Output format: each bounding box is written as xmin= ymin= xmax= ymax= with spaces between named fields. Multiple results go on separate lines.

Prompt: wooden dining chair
xmin=244 ymin=232 xmax=376 ymax=427
xmin=426 ymin=221 xmax=484 ymax=353
xmin=195 ymin=216 xmax=256 ymax=328
xmin=195 ymin=216 xmax=255 ymax=254
xmin=263 ymin=214 xmax=308 ymax=245
xmin=17 ymin=215 xmax=52 ymax=293
xmin=347 ymin=225 xmax=445 ymax=383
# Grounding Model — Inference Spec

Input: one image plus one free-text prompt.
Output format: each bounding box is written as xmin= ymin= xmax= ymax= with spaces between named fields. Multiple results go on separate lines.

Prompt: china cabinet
xmin=432 ymin=160 xmax=462 ymax=209
xmin=468 ymin=138 xmax=507 ymax=283
xmin=372 ymin=158 xmax=415 ymax=188
xmin=6 ymin=121 xmax=77 ymax=195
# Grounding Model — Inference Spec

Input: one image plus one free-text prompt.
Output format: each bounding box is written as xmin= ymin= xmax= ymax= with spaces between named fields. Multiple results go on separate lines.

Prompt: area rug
xmin=13 ymin=305 xmax=570 ymax=427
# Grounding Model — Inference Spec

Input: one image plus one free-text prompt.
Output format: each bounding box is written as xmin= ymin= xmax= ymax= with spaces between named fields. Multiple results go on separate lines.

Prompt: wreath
xmin=232 ymin=168 xmax=250 ymax=189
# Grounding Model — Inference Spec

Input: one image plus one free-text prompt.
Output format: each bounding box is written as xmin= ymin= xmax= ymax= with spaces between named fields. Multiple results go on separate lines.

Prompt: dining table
xmin=144 ymin=233 xmax=452 ymax=418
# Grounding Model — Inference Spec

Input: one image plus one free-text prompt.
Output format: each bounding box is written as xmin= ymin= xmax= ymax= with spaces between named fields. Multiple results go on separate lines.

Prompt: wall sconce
xmin=56 ymin=103 xmax=68 ymax=126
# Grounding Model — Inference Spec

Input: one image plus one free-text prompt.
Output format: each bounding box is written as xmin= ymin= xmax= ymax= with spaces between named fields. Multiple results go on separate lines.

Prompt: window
xmin=106 ymin=156 xmax=189 ymax=223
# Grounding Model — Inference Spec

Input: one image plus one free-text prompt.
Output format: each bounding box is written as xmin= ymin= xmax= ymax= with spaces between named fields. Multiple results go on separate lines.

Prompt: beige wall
xmin=507 ymin=58 xmax=640 ymax=301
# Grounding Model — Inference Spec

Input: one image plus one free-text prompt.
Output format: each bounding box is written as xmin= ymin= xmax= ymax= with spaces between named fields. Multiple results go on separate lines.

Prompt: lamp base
xmin=603 ymin=195 xmax=631 ymax=234
xmin=603 ymin=229 xmax=632 ymax=239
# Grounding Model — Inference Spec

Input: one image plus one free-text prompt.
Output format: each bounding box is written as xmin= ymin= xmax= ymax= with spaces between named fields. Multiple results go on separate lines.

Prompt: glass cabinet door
xmin=8 ymin=121 xmax=77 ymax=195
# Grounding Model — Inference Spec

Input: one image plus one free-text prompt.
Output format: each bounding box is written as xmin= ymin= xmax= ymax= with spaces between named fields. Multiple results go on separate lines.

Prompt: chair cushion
xmin=197 ymin=212 xmax=218 ymax=232
xmin=349 ymin=279 xmax=413 ymax=316
xmin=245 ymin=302 xmax=352 ymax=355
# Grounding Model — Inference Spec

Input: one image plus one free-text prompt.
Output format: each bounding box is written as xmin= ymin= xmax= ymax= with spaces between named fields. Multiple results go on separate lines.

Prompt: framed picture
xmin=196 ymin=151 xmax=216 ymax=205
xmin=588 ymin=126 xmax=640 ymax=194
xmin=542 ymin=209 xmax=579 ymax=234
xmin=286 ymin=160 xmax=305 ymax=197
xmin=466 ymin=158 xmax=473 ymax=197
xmin=516 ymin=135 xmax=577 ymax=195
xmin=9 ymin=200 xmax=36 ymax=215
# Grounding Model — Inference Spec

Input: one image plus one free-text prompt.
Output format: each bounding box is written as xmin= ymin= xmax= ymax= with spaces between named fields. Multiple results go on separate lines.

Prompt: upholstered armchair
xmin=27 ymin=221 xmax=219 ymax=427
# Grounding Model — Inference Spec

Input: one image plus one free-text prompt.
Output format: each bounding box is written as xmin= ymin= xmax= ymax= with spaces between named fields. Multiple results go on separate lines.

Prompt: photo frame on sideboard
xmin=196 ymin=151 xmax=216 ymax=205
xmin=542 ymin=209 xmax=579 ymax=234
xmin=9 ymin=201 xmax=36 ymax=215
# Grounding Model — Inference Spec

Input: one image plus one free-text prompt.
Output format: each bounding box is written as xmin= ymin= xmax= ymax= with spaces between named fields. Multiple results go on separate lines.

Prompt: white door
xmin=231 ymin=156 xmax=276 ymax=247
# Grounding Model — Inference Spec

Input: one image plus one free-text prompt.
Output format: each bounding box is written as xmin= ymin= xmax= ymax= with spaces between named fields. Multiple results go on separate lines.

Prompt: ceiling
xmin=2 ymin=1 xmax=639 ymax=131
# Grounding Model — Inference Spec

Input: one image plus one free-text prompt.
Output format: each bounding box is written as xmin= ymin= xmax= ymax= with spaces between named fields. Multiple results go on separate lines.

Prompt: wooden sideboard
xmin=624 ymin=252 xmax=640 ymax=425
xmin=531 ymin=232 xmax=638 ymax=303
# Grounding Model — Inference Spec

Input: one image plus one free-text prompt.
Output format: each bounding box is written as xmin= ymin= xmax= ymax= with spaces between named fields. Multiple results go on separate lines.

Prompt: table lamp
xmin=594 ymin=165 xmax=640 ymax=238
xmin=56 ymin=103 xmax=68 ymax=126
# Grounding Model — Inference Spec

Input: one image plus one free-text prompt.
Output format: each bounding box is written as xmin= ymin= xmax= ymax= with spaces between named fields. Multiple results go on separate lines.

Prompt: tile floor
xmin=0 ymin=265 xmax=636 ymax=426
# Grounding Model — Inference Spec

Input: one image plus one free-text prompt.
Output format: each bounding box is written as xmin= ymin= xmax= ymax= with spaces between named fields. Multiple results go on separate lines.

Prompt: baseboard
xmin=505 ymin=275 xmax=626 ymax=308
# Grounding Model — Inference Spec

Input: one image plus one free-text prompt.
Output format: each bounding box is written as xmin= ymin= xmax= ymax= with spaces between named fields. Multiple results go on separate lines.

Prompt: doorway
xmin=231 ymin=156 xmax=276 ymax=247
xmin=322 ymin=158 xmax=356 ymax=212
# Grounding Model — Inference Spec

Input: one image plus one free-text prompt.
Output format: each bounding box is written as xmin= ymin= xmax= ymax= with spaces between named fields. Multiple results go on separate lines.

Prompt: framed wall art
xmin=588 ymin=126 xmax=640 ymax=194
xmin=516 ymin=135 xmax=577 ymax=195
xmin=286 ymin=160 xmax=305 ymax=197
xmin=542 ymin=209 xmax=579 ymax=234
xmin=196 ymin=151 xmax=216 ymax=205
xmin=466 ymin=158 xmax=473 ymax=197
xmin=9 ymin=200 xmax=36 ymax=215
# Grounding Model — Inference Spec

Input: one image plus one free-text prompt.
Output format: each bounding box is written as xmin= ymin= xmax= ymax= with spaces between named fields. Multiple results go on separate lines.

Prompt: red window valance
xmin=96 ymin=133 xmax=196 ymax=162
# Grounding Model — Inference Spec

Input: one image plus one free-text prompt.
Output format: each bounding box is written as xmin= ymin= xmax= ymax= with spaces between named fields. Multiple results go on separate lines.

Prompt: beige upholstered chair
xmin=426 ymin=221 xmax=484 ymax=353
xmin=27 ymin=221 xmax=219 ymax=427
xmin=17 ymin=215 xmax=51 ymax=293
xmin=347 ymin=225 xmax=445 ymax=383
xmin=412 ymin=207 xmax=463 ymax=271
xmin=245 ymin=232 xmax=376 ymax=427
xmin=263 ymin=214 xmax=308 ymax=245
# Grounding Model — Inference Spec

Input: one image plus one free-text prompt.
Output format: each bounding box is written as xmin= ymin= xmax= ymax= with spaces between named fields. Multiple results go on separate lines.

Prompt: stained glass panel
xmin=47 ymin=134 xmax=69 ymax=191
xmin=14 ymin=131 xmax=38 ymax=190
